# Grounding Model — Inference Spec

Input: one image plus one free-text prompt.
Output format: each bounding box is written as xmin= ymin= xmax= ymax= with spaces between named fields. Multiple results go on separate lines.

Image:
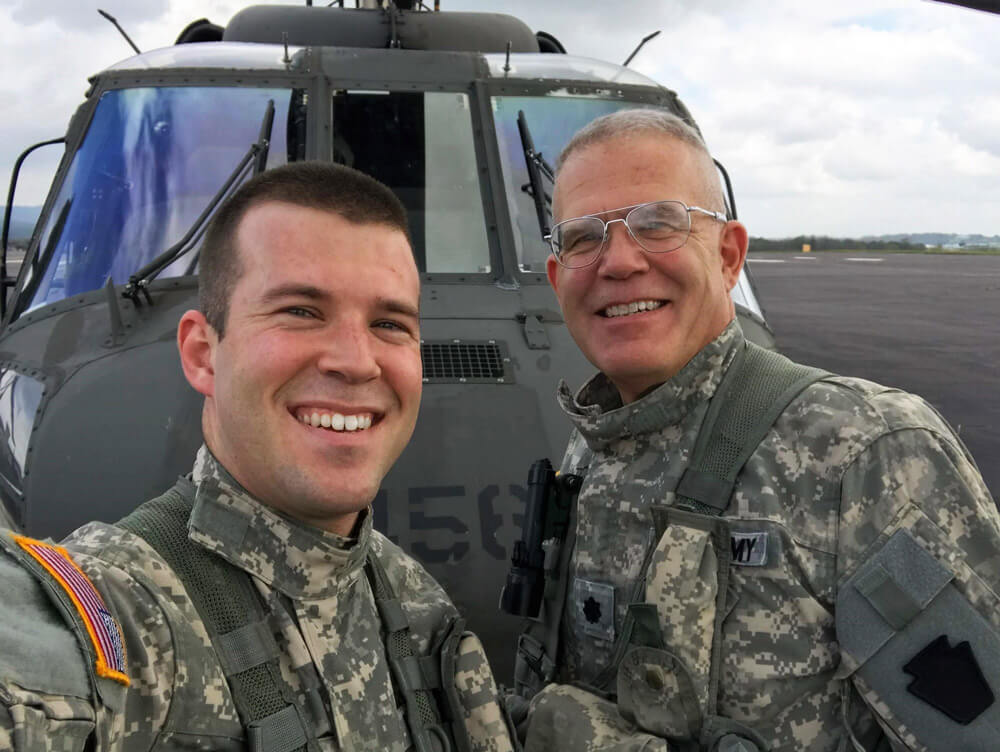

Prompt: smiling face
xmin=178 ymin=201 xmax=422 ymax=535
xmin=547 ymin=133 xmax=748 ymax=403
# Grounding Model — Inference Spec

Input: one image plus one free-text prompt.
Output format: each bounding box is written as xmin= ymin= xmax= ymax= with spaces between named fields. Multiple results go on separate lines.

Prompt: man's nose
xmin=598 ymin=218 xmax=649 ymax=278
xmin=316 ymin=323 xmax=381 ymax=383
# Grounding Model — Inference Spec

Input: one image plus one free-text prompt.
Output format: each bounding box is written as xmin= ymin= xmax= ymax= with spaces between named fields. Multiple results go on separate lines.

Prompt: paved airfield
xmin=748 ymin=251 xmax=1000 ymax=502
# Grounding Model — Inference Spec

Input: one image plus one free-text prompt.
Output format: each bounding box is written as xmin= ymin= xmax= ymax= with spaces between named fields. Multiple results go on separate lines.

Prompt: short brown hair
xmin=199 ymin=161 xmax=410 ymax=336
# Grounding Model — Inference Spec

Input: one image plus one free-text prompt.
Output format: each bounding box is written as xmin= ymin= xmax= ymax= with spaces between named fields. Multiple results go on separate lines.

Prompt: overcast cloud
xmin=1 ymin=0 xmax=998 ymax=237
xmin=0 ymin=0 xmax=168 ymax=31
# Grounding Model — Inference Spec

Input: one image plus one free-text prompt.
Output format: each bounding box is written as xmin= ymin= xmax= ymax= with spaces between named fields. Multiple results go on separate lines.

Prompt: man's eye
xmin=374 ymin=320 xmax=409 ymax=333
xmin=563 ymin=230 xmax=602 ymax=253
xmin=635 ymin=220 xmax=682 ymax=237
xmin=284 ymin=307 xmax=316 ymax=318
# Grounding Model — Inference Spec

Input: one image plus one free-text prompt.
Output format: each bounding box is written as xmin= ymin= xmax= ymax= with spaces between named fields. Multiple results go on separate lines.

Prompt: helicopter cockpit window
xmin=331 ymin=91 xmax=490 ymax=275
xmin=491 ymin=95 xmax=658 ymax=275
xmin=20 ymin=86 xmax=303 ymax=314
xmin=0 ymin=368 xmax=43 ymax=500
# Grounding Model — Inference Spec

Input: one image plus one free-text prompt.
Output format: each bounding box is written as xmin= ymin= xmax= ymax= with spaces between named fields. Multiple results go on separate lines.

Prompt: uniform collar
xmin=187 ymin=445 xmax=371 ymax=600
xmin=557 ymin=319 xmax=744 ymax=451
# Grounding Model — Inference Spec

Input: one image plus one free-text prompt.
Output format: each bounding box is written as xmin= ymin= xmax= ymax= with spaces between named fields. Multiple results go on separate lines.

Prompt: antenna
xmin=282 ymin=31 xmax=291 ymax=65
xmin=622 ymin=30 xmax=660 ymax=67
xmin=503 ymin=41 xmax=512 ymax=74
xmin=97 ymin=9 xmax=142 ymax=55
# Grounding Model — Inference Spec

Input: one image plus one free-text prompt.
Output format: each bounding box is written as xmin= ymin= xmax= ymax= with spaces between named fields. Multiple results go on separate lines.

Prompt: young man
xmin=512 ymin=110 xmax=1000 ymax=751
xmin=0 ymin=162 xmax=512 ymax=752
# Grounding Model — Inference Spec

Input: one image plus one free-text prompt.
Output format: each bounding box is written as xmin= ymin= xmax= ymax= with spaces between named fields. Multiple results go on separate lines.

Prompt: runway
xmin=748 ymin=251 xmax=1000 ymax=501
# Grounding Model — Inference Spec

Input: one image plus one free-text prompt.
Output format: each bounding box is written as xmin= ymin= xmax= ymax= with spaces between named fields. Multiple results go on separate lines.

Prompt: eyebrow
xmin=259 ymin=284 xmax=330 ymax=305
xmin=378 ymin=297 xmax=420 ymax=319
xmin=259 ymin=284 xmax=420 ymax=317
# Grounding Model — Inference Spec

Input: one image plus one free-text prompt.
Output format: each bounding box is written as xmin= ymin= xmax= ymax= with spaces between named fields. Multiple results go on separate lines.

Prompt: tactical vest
xmin=513 ymin=341 xmax=828 ymax=752
xmin=118 ymin=480 xmax=471 ymax=752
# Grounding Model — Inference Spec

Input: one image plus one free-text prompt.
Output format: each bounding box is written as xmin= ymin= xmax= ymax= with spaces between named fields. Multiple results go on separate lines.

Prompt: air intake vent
xmin=421 ymin=340 xmax=512 ymax=384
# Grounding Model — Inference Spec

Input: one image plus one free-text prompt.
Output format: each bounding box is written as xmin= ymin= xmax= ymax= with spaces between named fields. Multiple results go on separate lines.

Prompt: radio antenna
xmin=97 ymin=10 xmax=142 ymax=55
xmin=623 ymin=30 xmax=660 ymax=67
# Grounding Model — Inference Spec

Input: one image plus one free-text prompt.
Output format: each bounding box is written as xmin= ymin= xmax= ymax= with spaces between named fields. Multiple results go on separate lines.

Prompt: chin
xmin=322 ymin=477 xmax=382 ymax=510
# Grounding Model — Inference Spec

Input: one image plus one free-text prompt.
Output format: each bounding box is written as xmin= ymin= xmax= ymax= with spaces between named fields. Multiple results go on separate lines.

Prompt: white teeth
xmin=298 ymin=410 xmax=373 ymax=432
xmin=604 ymin=300 xmax=663 ymax=318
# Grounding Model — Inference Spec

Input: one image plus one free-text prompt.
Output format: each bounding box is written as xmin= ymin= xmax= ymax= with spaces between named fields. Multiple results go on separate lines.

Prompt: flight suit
xmin=0 ymin=446 xmax=513 ymax=751
xmin=516 ymin=321 xmax=1000 ymax=751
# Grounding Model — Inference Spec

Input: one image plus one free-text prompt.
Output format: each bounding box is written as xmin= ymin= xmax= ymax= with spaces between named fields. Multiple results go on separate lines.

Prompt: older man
xmin=0 ymin=162 xmax=512 ymax=752
xmin=511 ymin=110 xmax=1000 ymax=751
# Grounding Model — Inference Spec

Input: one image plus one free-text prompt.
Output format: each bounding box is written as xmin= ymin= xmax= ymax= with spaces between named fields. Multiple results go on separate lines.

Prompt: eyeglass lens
xmin=552 ymin=201 xmax=691 ymax=268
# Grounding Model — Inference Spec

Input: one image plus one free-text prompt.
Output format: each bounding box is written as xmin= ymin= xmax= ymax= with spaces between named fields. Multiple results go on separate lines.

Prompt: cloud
xmin=2 ymin=0 xmax=998 ymax=236
xmin=941 ymin=99 xmax=1000 ymax=158
xmin=0 ymin=0 xmax=169 ymax=32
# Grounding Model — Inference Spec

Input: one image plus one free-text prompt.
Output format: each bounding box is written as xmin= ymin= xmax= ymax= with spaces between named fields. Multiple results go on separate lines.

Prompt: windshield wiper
xmin=517 ymin=110 xmax=555 ymax=242
xmin=122 ymin=99 xmax=275 ymax=304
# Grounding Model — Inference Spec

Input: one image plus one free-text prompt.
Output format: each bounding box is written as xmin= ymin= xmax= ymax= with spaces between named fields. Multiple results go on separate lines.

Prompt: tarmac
xmin=748 ymin=251 xmax=1000 ymax=502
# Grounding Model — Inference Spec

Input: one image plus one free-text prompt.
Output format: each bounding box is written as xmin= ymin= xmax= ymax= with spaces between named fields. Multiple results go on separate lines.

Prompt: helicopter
xmin=0 ymin=1 xmax=774 ymax=678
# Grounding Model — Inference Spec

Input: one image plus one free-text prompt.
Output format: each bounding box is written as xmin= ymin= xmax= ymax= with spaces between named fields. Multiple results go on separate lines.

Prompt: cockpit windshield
xmin=491 ymin=95 xmax=659 ymax=274
xmin=492 ymin=93 xmax=764 ymax=316
xmin=331 ymin=90 xmax=491 ymax=275
xmin=21 ymin=85 xmax=302 ymax=313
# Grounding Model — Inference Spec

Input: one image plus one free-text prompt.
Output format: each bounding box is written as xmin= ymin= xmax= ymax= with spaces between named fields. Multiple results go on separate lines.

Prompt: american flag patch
xmin=14 ymin=535 xmax=129 ymax=686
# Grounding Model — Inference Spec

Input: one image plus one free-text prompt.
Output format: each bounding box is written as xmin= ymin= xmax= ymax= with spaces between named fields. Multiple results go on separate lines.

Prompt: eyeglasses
xmin=546 ymin=200 xmax=728 ymax=269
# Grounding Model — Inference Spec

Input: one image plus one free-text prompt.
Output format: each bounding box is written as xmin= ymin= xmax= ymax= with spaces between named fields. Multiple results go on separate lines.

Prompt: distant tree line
xmin=749 ymin=236 xmax=925 ymax=251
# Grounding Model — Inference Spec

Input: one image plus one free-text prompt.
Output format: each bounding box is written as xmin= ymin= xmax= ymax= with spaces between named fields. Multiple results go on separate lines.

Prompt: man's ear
xmin=177 ymin=310 xmax=217 ymax=397
xmin=546 ymin=255 xmax=561 ymax=294
xmin=719 ymin=220 xmax=749 ymax=291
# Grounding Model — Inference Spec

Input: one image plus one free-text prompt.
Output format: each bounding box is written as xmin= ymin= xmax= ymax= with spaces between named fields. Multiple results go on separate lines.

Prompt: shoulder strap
xmin=366 ymin=554 xmax=467 ymax=752
xmin=675 ymin=341 xmax=829 ymax=516
xmin=118 ymin=481 xmax=314 ymax=752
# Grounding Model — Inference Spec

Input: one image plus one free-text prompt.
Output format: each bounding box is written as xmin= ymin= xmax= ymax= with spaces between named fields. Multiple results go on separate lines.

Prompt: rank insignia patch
xmin=573 ymin=578 xmax=615 ymax=641
xmin=14 ymin=535 xmax=130 ymax=685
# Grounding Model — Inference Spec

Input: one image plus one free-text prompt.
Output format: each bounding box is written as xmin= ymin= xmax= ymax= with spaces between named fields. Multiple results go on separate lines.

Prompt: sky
xmin=0 ymin=0 xmax=998 ymax=238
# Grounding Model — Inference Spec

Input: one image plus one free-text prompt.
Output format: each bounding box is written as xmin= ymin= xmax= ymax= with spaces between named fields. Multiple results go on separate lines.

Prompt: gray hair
xmin=556 ymin=109 xmax=725 ymax=211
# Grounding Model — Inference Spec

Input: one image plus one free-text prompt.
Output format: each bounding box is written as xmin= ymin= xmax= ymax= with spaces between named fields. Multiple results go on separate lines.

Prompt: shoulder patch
xmin=12 ymin=535 xmax=129 ymax=686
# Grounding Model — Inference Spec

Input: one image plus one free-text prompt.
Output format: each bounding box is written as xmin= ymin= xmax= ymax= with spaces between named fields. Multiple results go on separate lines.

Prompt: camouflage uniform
xmin=519 ymin=320 xmax=1000 ymax=751
xmin=0 ymin=446 xmax=513 ymax=751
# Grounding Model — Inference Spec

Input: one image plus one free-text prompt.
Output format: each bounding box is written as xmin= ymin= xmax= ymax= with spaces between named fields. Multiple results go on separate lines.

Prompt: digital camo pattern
xmin=0 ymin=688 xmax=96 ymax=752
xmin=454 ymin=634 xmax=515 ymax=752
xmin=0 ymin=445 xmax=513 ymax=750
xmin=522 ymin=320 xmax=1000 ymax=752
xmin=524 ymin=683 xmax=666 ymax=752
xmin=555 ymin=321 xmax=740 ymax=682
xmin=644 ymin=523 xmax=718 ymax=714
